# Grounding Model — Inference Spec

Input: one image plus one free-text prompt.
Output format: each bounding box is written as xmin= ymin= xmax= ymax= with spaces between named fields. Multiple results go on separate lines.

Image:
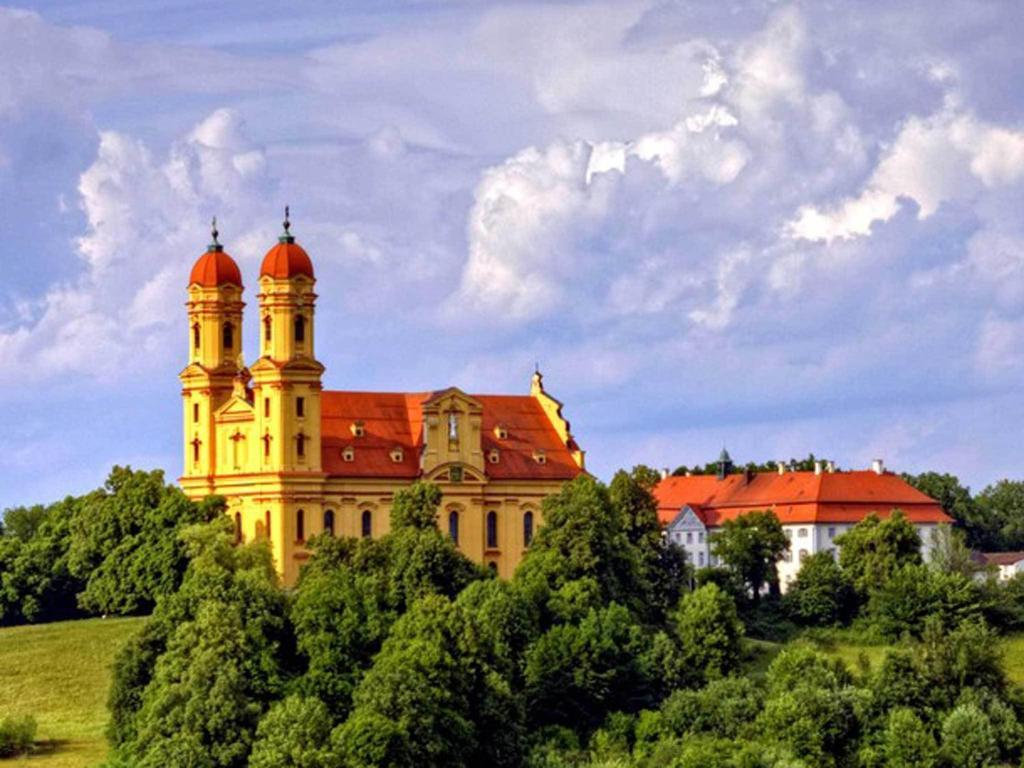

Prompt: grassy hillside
xmin=0 ymin=616 xmax=145 ymax=767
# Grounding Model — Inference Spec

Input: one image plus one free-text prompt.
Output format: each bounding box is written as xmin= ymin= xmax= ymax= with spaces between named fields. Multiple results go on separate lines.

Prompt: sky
xmin=1 ymin=0 xmax=1023 ymax=508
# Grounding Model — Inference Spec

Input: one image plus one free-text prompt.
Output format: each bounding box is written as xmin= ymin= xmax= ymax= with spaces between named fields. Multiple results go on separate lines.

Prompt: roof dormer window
xmin=532 ymin=449 xmax=547 ymax=465
xmin=351 ymin=421 xmax=365 ymax=438
xmin=390 ymin=447 xmax=404 ymax=463
xmin=488 ymin=448 xmax=500 ymax=464
xmin=342 ymin=446 xmax=355 ymax=462
xmin=494 ymin=424 xmax=508 ymax=440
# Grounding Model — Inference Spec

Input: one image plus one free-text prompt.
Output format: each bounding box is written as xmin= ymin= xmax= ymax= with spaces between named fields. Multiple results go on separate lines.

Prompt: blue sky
xmin=1 ymin=0 xmax=1023 ymax=508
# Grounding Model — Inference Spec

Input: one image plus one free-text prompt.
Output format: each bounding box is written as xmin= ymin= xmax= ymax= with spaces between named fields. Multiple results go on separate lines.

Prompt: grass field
xmin=0 ymin=616 xmax=145 ymax=767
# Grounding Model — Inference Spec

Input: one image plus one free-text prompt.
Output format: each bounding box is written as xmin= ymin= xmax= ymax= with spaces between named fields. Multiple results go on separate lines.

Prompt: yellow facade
xmin=180 ymin=225 xmax=585 ymax=585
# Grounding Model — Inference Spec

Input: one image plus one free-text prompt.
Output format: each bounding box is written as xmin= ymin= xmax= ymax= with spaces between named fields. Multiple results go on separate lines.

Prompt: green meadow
xmin=0 ymin=617 xmax=144 ymax=767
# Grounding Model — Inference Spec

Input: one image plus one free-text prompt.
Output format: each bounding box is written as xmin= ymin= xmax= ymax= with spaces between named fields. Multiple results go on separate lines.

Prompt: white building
xmin=978 ymin=552 xmax=1024 ymax=581
xmin=655 ymin=456 xmax=950 ymax=591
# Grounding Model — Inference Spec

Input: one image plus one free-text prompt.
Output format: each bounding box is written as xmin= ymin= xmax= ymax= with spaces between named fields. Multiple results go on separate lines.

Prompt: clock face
xmin=450 ymin=466 xmax=463 ymax=483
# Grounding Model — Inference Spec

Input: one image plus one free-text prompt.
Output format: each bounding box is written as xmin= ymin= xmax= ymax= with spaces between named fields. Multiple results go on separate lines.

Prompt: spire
xmin=208 ymin=216 xmax=224 ymax=252
xmin=717 ymin=446 xmax=733 ymax=480
xmin=279 ymin=205 xmax=295 ymax=244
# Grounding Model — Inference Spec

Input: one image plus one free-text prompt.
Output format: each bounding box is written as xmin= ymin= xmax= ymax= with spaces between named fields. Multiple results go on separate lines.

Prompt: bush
xmin=672 ymin=583 xmax=744 ymax=683
xmin=941 ymin=703 xmax=999 ymax=768
xmin=784 ymin=552 xmax=856 ymax=626
xmin=883 ymin=708 xmax=938 ymax=768
xmin=0 ymin=715 xmax=36 ymax=757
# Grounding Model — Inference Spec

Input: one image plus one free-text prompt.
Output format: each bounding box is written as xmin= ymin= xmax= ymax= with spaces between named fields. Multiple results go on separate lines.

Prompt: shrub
xmin=882 ymin=708 xmax=938 ymax=768
xmin=0 ymin=715 xmax=36 ymax=757
xmin=784 ymin=552 xmax=855 ymax=626
xmin=940 ymin=703 xmax=999 ymax=768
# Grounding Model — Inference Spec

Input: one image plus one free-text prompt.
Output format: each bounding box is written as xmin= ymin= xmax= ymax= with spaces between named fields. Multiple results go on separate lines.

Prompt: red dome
xmin=189 ymin=248 xmax=243 ymax=288
xmin=260 ymin=240 xmax=314 ymax=280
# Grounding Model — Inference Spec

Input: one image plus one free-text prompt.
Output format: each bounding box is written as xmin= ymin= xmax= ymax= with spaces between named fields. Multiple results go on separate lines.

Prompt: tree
xmin=609 ymin=466 xmax=689 ymax=622
xmin=867 ymin=563 xmax=981 ymax=639
xmin=524 ymin=603 xmax=656 ymax=730
xmin=835 ymin=511 xmax=921 ymax=598
xmin=515 ymin=476 xmax=646 ymax=621
xmin=883 ymin=708 xmax=938 ymax=768
xmin=1 ymin=505 xmax=48 ymax=541
xmin=249 ymin=696 xmax=339 ymax=768
xmin=389 ymin=482 xmax=444 ymax=531
xmin=976 ymin=480 xmax=1024 ymax=551
xmin=902 ymin=472 xmax=985 ymax=545
xmin=784 ymin=552 xmax=856 ymax=626
xmin=671 ymin=584 xmax=743 ymax=683
xmin=928 ymin=524 xmax=984 ymax=579
xmin=109 ymin=520 xmax=289 ymax=767
xmin=941 ymin=703 xmax=999 ymax=768
xmin=710 ymin=510 xmax=789 ymax=604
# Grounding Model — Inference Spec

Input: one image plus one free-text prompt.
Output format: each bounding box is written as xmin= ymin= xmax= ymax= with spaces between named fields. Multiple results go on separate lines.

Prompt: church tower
xmin=249 ymin=208 xmax=325 ymax=474
xmin=180 ymin=220 xmax=244 ymax=494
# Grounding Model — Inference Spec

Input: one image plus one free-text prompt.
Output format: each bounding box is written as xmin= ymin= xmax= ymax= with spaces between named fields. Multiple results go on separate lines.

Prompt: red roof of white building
xmin=320 ymin=390 xmax=584 ymax=481
xmin=654 ymin=470 xmax=951 ymax=527
xmin=980 ymin=552 xmax=1024 ymax=567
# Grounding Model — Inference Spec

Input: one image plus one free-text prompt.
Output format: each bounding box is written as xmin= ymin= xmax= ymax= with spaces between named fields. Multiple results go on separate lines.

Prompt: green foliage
xmin=108 ymin=520 xmax=289 ymax=767
xmin=941 ymin=703 xmax=999 ymax=768
xmin=784 ymin=552 xmax=855 ymax=626
xmin=389 ymin=482 xmax=444 ymax=531
xmin=927 ymin=524 xmax=985 ymax=579
xmin=710 ymin=510 xmax=789 ymax=604
xmin=671 ymin=583 xmax=744 ymax=683
xmin=882 ymin=708 xmax=938 ymax=768
xmin=867 ymin=563 xmax=982 ymax=639
xmin=524 ymin=603 xmax=656 ymax=730
xmin=2 ymin=505 xmax=47 ymax=541
xmin=516 ymin=476 xmax=646 ymax=621
xmin=0 ymin=715 xmax=36 ymax=758
xmin=249 ymin=695 xmax=339 ymax=768
xmin=835 ymin=511 xmax=921 ymax=599
xmin=975 ymin=480 xmax=1024 ymax=551
xmin=0 ymin=466 xmax=223 ymax=625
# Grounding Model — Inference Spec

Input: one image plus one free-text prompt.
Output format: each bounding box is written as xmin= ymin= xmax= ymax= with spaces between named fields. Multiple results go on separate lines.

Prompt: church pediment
xmin=215 ymin=395 xmax=255 ymax=422
xmin=421 ymin=387 xmax=483 ymax=414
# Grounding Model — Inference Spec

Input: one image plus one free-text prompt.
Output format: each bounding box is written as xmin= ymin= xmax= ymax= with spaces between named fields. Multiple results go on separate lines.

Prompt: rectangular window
xmin=264 ymin=398 xmax=270 ymax=418
xmin=686 ymin=532 xmax=693 ymax=544
xmin=192 ymin=403 xmax=199 ymax=423
xmin=698 ymin=532 xmax=705 ymax=543
xmin=798 ymin=528 xmax=808 ymax=538
xmin=698 ymin=552 xmax=705 ymax=566
xmin=828 ymin=526 xmax=836 ymax=538
xmin=296 ymin=397 xmax=305 ymax=418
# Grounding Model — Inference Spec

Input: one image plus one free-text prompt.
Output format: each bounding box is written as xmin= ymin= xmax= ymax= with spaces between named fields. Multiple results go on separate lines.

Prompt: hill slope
xmin=0 ymin=616 xmax=145 ymax=767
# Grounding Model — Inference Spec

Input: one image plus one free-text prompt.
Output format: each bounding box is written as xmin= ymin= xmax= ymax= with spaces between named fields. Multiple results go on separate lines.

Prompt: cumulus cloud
xmin=0 ymin=109 xmax=269 ymax=385
xmin=788 ymin=107 xmax=1024 ymax=243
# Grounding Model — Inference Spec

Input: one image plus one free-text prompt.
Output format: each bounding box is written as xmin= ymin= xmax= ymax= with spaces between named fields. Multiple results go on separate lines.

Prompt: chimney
xmin=871 ymin=458 xmax=884 ymax=475
xmin=744 ymin=467 xmax=754 ymax=485
xmin=826 ymin=460 xmax=836 ymax=474
xmin=814 ymin=460 xmax=823 ymax=476
xmin=777 ymin=461 xmax=786 ymax=476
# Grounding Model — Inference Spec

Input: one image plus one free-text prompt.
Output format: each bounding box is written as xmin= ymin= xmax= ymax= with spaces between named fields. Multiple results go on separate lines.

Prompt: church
xmin=180 ymin=213 xmax=586 ymax=585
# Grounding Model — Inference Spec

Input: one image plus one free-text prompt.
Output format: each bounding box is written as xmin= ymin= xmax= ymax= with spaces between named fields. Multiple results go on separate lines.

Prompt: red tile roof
xmin=320 ymin=390 xmax=582 ymax=481
xmin=980 ymin=552 xmax=1024 ymax=566
xmin=261 ymin=240 xmax=314 ymax=280
xmin=654 ymin=471 xmax=951 ymax=527
xmin=189 ymin=248 xmax=242 ymax=288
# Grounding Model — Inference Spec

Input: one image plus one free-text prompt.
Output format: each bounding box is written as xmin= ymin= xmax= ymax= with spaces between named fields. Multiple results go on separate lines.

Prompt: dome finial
xmin=279 ymin=205 xmax=295 ymax=244
xmin=208 ymin=215 xmax=224 ymax=252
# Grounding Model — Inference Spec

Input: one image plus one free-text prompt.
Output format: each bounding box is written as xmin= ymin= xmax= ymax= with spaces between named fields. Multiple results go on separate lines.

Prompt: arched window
xmin=523 ymin=510 xmax=534 ymax=547
xmin=192 ymin=323 xmax=201 ymax=352
xmin=222 ymin=322 xmax=234 ymax=350
xmin=487 ymin=561 xmax=498 ymax=575
xmin=296 ymin=509 xmax=305 ymax=542
xmin=263 ymin=316 xmax=272 ymax=344
xmin=262 ymin=433 xmax=271 ymax=459
xmin=294 ymin=314 xmax=306 ymax=343
xmin=323 ymin=509 xmax=335 ymax=537
xmin=234 ymin=512 xmax=242 ymax=544
xmin=448 ymin=510 xmax=459 ymax=544
xmin=191 ymin=438 xmax=201 ymax=464
xmin=296 ymin=433 xmax=306 ymax=459
xmin=361 ymin=510 xmax=372 ymax=538
xmin=486 ymin=511 xmax=498 ymax=549
xmin=264 ymin=510 xmax=272 ymax=542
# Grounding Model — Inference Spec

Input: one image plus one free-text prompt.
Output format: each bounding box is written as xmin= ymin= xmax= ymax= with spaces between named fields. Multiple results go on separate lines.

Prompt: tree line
xmin=101 ymin=470 xmax=1024 ymax=768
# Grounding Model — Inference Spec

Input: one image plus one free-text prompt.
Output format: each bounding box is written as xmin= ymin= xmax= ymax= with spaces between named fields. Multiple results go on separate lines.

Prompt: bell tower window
xmin=296 ymin=433 xmax=306 ymax=459
xmin=296 ymin=397 xmax=305 ymax=418
xmin=222 ymin=322 xmax=234 ymax=350
xmin=192 ymin=323 xmax=201 ymax=353
xmin=296 ymin=509 xmax=305 ymax=542
xmin=294 ymin=314 xmax=305 ymax=344
xmin=263 ymin=316 xmax=272 ymax=344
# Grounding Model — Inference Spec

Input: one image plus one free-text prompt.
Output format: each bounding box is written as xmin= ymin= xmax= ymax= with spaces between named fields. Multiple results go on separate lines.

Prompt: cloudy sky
xmin=1 ymin=0 xmax=1023 ymax=507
